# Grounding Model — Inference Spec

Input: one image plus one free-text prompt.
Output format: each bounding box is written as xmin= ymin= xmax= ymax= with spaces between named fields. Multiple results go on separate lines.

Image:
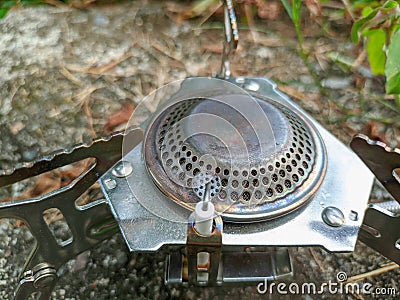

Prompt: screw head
xmin=244 ymin=81 xmax=260 ymax=91
xmin=349 ymin=210 xmax=358 ymax=221
xmin=112 ymin=161 xmax=133 ymax=178
xmin=104 ymin=178 xmax=117 ymax=190
xmin=235 ymin=77 xmax=245 ymax=84
xmin=322 ymin=206 xmax=345 ymax=227
xmin=33 ymin=268 xmax=57 ymax=288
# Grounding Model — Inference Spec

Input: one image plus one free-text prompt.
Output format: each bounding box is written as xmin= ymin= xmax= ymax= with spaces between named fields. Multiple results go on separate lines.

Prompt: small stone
xmin=321 ymin=77 xmax=352 ymax=89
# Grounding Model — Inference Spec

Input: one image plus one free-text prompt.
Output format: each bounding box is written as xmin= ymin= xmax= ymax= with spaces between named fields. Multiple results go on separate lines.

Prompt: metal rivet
xmin=244 ymin=81 xmax=260 ymax=91
xmin=104 ymin=178 xmax=117 ymax=190
xmin=235 ymin=77 xmax=245 ymax=83
xmin=349 ymin=210 xmax=358 ymax=221
xmin=395 ymin=238 xmax=400 ymax=250
xmin=322 ymin=206 xmax=345 ymax=227
xmin=112 ymin=161 xmax=133 ymax=178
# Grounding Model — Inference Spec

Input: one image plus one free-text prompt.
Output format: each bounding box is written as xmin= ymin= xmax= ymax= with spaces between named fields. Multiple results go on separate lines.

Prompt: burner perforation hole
xmin=272 ymin=174 xmax=278 ymax=182
xmin=242 ymin=191 xmax=251 ymax=201
xmin=231 ymin=192 xmax=239 ymax=202
xmin=252 ymin=179 xmax=259 ymax=187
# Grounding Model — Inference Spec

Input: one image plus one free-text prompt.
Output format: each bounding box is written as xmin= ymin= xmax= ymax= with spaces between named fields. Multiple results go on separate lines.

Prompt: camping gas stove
xmin=0 ymin=1 xmax=399 ymax=299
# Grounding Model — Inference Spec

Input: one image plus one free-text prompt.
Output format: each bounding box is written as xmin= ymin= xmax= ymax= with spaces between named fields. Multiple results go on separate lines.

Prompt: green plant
xmin=0 ymin=0 xmax=47 ymax=18
xmin=280 ymin=0 xmax=322 ymax=91
xmin=351 ymin=0 xmax=400 ymax=98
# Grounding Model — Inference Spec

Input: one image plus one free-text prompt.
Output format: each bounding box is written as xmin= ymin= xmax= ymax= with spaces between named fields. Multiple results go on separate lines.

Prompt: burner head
xmin=144 ymin=92 xmax=326 ymax=222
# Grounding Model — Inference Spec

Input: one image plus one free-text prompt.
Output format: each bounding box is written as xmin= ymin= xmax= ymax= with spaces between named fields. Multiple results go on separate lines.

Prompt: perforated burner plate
xmin=144 ymin=93 xmax=326 ymax=222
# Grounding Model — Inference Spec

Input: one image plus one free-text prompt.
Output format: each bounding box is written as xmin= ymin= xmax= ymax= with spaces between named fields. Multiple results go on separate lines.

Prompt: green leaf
xmin=0 ymin=8 xmax=9 ymax=19
xmin=281 ymin=0 xmax=293 ymax=20
xmin=351 ymin=10 xmax=378 ymax=43
xmin=385 ymin=30 xmax=400 ymax=94
xmin=382 ymin=0 xmax=399 ymax=9
xmin=365 ymin=29 xmax=386 ymax=75
xmin=351 ymin=0 xmax=400 ymax=43
xmin=292 ymin=0 xmax=301 ymax=25
xmin=362 ymin=6 xmax=374 ymax=16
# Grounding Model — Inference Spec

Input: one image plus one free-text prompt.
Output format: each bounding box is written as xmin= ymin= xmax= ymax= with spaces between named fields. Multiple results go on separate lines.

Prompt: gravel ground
xmin=0 ymin=1 xmax=399 ymax=299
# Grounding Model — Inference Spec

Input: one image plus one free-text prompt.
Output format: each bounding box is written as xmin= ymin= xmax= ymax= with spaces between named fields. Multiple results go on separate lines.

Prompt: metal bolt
xmin=33 ymin=268 xmax=57 ymax=288
xmin=104 ymin=178 xmax=117 ymax=190
xmin=395 ymin=238 xmax=400 ymax=250
xmin=322 ymin=206 xmax=345 ymax=227
xmin=112 ymin=161 xmax=133 ymax=178
xmin=349 ymin=210 xmax=358 ymax=221
xmin=244 ymin=81 xmax=260 ymax=91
